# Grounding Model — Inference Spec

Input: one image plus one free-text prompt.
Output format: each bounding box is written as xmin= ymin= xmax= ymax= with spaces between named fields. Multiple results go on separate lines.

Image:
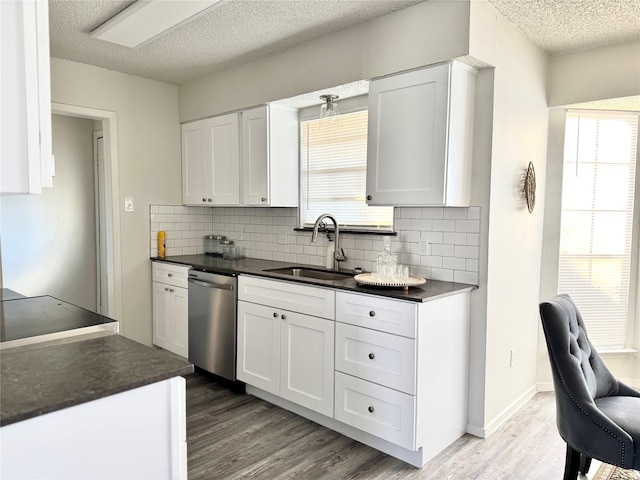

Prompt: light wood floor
xmin=186 ymin=370 xmax=568 ymax=479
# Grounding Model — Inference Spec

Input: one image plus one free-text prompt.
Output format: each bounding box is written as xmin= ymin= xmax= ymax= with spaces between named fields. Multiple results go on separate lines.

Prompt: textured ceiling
xmin=49 ymin=0 xmax=424 ymax=85
xmin=48 ymin=0 xmax=640 ymax=109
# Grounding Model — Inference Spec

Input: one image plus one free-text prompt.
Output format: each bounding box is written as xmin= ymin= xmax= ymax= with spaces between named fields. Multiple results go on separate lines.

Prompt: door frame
xmin=52 ymin=102 xmax=123 ymax=326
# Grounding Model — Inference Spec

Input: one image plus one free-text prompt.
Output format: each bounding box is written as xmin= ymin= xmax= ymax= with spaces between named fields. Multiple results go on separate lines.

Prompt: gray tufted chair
xmin=539 ymin=294 xmax=639 ymax=480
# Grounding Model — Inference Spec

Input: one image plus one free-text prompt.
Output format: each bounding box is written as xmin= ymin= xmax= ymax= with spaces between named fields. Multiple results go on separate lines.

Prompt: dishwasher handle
xmin=188 ymin=278 xmax=234 ymax=291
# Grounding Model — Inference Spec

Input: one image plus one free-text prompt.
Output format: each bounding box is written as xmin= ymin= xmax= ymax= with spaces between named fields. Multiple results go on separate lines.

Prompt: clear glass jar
xmin=375 ymin=236 xmax=397 ymax=281
xmin=204 ymin=235 xmax=226 ymax=255
xmin=221 ymin=240 xmax=234 ymax=259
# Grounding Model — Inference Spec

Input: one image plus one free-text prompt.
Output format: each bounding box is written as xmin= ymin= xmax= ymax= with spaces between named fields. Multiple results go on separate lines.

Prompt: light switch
xmin=124 ymin=197 xmax=134 ymax=212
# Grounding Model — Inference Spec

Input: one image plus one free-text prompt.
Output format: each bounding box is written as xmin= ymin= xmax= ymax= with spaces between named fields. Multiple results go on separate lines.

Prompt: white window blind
xmin=558 ymin=111 xmax=638 ymax=348
xmin=300 ymin=110 xmax=394 ymax=230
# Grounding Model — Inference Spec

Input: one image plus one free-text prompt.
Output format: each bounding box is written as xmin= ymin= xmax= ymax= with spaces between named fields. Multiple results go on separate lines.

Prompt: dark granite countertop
xmin=1 ymin=334 xmax=193 ymax=426
xmin=153 ymin=254 xmax=475 ymax=302
xmin=1 ymin=295 xmax=117 ymax=345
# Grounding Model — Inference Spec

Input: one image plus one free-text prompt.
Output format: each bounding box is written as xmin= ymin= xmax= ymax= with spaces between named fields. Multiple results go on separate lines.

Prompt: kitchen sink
xmin=264 ymin=267 xmax=353 ymax=281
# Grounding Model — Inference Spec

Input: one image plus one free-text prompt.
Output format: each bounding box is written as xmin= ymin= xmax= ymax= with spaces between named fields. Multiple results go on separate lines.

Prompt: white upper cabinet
xmin=366 ymin=62 xmax=475 ymax=206
xmin=241 ymin=105 xmax=298 ymax=207
xmin=182 ymin=112 xmax=240 ymax=206
xmin=182 ymin=105 xmax=298 ymax=207
xmin=1 ymin=0 xmax=54 ymax=194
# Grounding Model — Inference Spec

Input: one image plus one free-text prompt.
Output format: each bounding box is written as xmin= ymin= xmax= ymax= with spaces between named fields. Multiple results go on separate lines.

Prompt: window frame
xmin=297 ymin=99 xmax=394 ymax=232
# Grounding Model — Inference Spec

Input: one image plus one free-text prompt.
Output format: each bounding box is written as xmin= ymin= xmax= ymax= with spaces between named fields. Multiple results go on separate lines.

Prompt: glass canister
xmin=221 ymin=239 xmax=235 ymax=259
xmin=204 ymin=235 xmax=226 ymax=255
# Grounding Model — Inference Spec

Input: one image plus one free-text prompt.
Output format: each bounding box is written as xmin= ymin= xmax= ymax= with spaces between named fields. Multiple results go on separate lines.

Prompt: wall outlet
xmin=124 ymin=197 xmax=134 ymax=212
xmin=419 ymin=239 xmax=429 ymax=255
xmin=277 ymin=227 xmax=288 ymax=244
xmin=509 ymin=348 xmax=516 ymax=368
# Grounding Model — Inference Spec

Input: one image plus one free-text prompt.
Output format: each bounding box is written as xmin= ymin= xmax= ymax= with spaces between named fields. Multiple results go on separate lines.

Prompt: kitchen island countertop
xmin=1 ymin=334 xmax=193 ymax=426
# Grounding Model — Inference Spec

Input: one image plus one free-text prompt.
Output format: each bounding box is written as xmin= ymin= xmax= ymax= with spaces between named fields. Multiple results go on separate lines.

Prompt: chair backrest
xmin=539 ymin=294 xmax=619 ymax=402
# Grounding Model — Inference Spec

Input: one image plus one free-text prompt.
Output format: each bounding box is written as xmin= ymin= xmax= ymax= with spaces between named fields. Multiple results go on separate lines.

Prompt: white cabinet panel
xmin=366 ymin=62 xmax=475 ymax=206
xmin=241 ymin=106 xmax=269 ymax=205
xmin=182 ymin=120 xmax=211 ymax=205
xmin=152 ymin=262 xmax=189 ymax=288
xmin=152 ymin=262 xmax=189 ymax=358
xmin=336 ymin=291 xmax=417 ymax=337
xmin=239 ymin=275 xmax=335 ymax=320
xmin=281 ymin=312 xmax=334 ymax=417
xmin=335 ymin=372 xmax=416 ymax=450
xmin=335 ymin=322 xmax=416 ymax=395
xmin=237 ymin=301 xmax=281 ymax=395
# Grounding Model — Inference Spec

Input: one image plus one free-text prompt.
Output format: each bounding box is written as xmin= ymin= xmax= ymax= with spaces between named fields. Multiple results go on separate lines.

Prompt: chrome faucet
xmin=311 ymin=213 xmax=347 ymax=271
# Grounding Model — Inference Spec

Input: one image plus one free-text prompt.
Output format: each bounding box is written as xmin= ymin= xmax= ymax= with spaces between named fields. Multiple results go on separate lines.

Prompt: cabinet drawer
xmin=335 ymin=372 xmax=416 ymax=450
xmin=336 ymin=323 xmax=416 ymax=395
xmin=239 ymin=275 xmax=335 ymax=319
xmin=336 ymin=292 xmax=417 ymax=337
xmin=152 ymin=262 xmax=190 ymax=288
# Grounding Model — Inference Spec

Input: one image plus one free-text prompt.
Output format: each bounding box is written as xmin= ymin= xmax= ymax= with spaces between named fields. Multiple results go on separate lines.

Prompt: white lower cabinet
xmin=152 ymin=262 xmax=189 ymax=358
xmin=237 ymin=276 xmax=335 ymax=417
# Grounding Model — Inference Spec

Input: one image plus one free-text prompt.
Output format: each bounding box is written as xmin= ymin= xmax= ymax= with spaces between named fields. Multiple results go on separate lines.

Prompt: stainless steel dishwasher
xmin=188 ymin=270 xmax=237 ymax=381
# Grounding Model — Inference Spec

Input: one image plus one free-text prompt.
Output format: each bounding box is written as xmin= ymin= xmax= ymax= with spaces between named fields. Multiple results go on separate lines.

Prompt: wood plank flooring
xmin=186 ymin=370 xmax=568 ymax=479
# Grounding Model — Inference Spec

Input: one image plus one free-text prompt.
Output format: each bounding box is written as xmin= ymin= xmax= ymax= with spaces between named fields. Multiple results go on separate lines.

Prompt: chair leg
xmin=564 ymin=445 xmax=580 ymax=480
xmin=579 ymin=454 xmax=592 ymax=475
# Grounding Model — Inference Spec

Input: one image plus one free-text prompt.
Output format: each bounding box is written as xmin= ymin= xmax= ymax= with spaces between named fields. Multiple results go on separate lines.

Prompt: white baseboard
xmin=466 ymin=385 xmax=537 ymax=439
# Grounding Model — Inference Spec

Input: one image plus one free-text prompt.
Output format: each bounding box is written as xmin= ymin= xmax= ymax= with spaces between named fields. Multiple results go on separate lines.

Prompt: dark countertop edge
xmin=1 ymin=335 xmax=194 ymax=427
xmin=152 ymin=255 xmax=477 ymax=302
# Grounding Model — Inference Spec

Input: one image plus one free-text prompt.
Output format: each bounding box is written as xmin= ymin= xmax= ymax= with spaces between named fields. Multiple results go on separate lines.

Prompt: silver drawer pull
xmin=369 ymin=310 xmax=375 ymax=317
xmin=368 ymin=353 xmax=375 ymax=360
xmin=368 ymin=406 xmax=375 ymax=413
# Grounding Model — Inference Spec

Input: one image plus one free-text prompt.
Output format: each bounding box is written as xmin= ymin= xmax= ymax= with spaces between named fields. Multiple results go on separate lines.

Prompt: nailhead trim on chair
xmin=547 ymin=343 xmax=627 ymax=468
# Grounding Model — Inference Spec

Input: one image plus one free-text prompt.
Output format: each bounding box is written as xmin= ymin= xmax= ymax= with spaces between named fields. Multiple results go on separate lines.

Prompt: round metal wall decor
xmin=525 ymin=161 xmax=536 ymax=213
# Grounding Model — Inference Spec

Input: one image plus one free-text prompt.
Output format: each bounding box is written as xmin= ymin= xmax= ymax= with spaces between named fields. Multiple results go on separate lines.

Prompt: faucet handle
xmin=335 ymin=248 xmax=347 ymax=263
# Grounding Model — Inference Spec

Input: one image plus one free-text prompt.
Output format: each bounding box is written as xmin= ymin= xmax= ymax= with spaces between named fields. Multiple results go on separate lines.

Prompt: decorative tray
xmin=354 ymin=273 xmax=426 ymax=290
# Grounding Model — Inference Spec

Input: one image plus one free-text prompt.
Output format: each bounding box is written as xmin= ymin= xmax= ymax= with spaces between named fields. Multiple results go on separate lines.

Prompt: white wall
xmin=47 ymin=58 xmax=181 ymax=346
xmin=548 ymin=40 xmax=640 ymax=107
xmin=1 ymin=115 xmax=97 ymax=311
xmin=179 ymin=0 xmax=472 ymax=122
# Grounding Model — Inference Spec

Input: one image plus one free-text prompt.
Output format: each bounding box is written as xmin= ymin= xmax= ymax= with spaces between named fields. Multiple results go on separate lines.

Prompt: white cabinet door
xmin=209 ymin=112 xmax=240 ymax=205
xmin=237 ymin=301 xmax=281 ymax=395
xmin=241 ymin=105 xmax=298 ymax=207
xmin=280 ymin=312 xmax=334 ymax=417
xmin=366 ymin=62 xmax=474 ymax=206
xmin=182 ymin=119 xmax=212 ymax=205
xmin=152 ymin=281 xmax=188 ymax=358
xmin=182 ymin=113 xmax=240 ymax=206
xmin=241 ymin=106 xmax=269 ymax=205
xmin=1 ymin=0 xmax=53 ymax=194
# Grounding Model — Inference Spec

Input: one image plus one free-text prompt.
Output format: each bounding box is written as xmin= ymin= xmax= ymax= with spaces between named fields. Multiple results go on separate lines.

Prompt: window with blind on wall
xmin=558 ymin=110 xmax=639 ymax=349
xmin=299 ymin=110 xmax=394 ymax=230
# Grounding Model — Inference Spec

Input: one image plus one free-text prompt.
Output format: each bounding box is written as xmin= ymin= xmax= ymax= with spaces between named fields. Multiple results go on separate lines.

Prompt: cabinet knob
xmin=202 ymin=198 xmax=206 ymax=202
xmin=167 ymin=273 xmax=173 ymax=277
xmin=273 ymin=312 xmax=278 ymax=318
xmin=367 ymin=195 xmax=372 ymax=201
xmin=169 ymin=288 xmax=174 ymax=293
xmin=164 ymin=287 xmax=169 ymax=292
xmin=368 ymin=353 xmax=375 ymax=360
xmin=369 ymin=310 xmax=375 ymax=317
xmin=207 ymin=198 xmax=212 ymax=203
xmin=368 ymin=406 xmax=375 ymax=413
xmin=261 ymin=197 xmax=267 ymax=202
xmin=281 ymin=314 xmax=286 ymax=320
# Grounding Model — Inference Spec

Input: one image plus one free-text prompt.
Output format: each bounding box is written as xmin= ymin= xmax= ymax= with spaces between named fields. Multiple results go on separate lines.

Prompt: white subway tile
xmin=183 ymin=246 xmax=198 ymax=255
xmin=421 ymin=207 xmax=444 ymax=219
xmin=467 ymin=206 xmax=481 ymax=220
xmin=431 ymin=244 xmax=455 ymax=257
xmin=158 ymin=222 xmax=176 ymax=231
xmin=175 ymin=239 xmax=190 ymax=247
xmin=443 ymin=208 xmax=467 ymax=220
xmin=454 ymin=271 xmax=478 ymax=285
xmin=421 ymin=256 xmax=443 ymax=268
xmin=150 ymin=205 xmax=159 ymax=214
xmin=165 ymin=247 xmax=182 ymax=256
xmin=272 ymin=252 xmax=285 ymax=262
xmin=174 ymin=206 xmax=190 ymax=215
xmin=426 ymin=232 xmax=443 ymax=244
xmin=159 ymin=206 xmax=175 ymax=214
xmin=443 ymin=232 xmax=467 ymax=245
xmin=394 ymin=218 xmax=411 ymax=230
xmin=454 ymin=245 xmax=479 ymax=259
xmin=410 ymin=219 xmax=432 ymax=232
xmin=432 ymin=220 xmax=455 ymax=232
xmin=466 ymin=233 xmax=480 ymax=246
xmin=443 ymin=256 xmax=466 ymax=270
xmin=151 ymin=214 xmax=167 ymax=223
xmin=398 ymin=231 xmax=419 ymax=243
xmin=430 ymin=268 xmax=453 ymax=282
xmin=400 ymin=207 xmax=423 ymax=219
xmin=455 ymin=220 xmax=480 ymax=233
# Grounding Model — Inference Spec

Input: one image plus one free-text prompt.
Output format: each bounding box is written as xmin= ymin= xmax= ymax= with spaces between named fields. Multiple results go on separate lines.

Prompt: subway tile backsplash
xmin=150 ymin=205 xmax=481 ymax=285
